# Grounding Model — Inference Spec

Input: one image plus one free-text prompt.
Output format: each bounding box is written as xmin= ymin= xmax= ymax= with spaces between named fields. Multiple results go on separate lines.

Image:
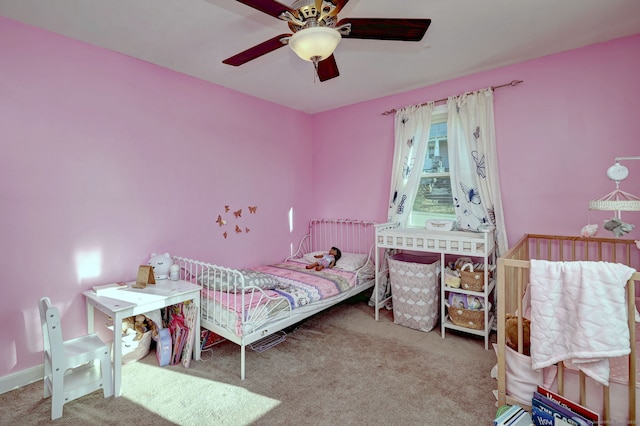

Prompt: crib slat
xmin=496 ymin=234 xmax=639 ymax=424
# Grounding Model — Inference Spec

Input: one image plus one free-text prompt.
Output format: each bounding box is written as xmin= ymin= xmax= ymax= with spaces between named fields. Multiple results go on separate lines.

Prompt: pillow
xmin=240 ymin=269 xmax=280 ymax=290
xmin=197 ymin=268 xmax=280 ymax=292
xmin=302 ymin=251 xmax=324 ymax=264
xmin=334 ymin=252 xmax=369 ymax=272
xmin=302 ymin=251 xmax=369 ymax=272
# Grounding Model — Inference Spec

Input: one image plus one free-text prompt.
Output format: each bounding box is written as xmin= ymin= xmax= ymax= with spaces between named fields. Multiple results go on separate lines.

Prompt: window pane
xmin=410 ymin=118 xmax=455 ymax=227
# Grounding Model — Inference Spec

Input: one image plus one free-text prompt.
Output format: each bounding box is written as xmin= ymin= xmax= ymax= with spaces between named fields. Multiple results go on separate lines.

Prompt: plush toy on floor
xmin=147 ymin=252 xmax=172 ymax=280
xmin=505 ymin=314 xmax=531 ymax=356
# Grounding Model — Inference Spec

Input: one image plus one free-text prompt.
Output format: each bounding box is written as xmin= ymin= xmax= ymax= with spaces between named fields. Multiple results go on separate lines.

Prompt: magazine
xmin=531 ymin=391 xmax=593 ymax=426
xmin=536 ymin=386 xmax=599 ymax=424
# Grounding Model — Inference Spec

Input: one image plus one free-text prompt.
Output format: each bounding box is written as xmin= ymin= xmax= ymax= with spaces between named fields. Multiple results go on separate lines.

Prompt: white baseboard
xmin=0 ymin=365 xmax=43 ymax=395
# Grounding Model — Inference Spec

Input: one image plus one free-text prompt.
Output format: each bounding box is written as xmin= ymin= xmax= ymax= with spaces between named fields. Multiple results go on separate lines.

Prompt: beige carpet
xmin=0 ymin=295 xmax=499 ymax=425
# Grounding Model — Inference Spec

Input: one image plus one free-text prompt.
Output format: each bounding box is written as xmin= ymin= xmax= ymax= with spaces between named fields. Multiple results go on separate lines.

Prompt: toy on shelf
xmin=148 ymin=252 xmax=172 ymax=280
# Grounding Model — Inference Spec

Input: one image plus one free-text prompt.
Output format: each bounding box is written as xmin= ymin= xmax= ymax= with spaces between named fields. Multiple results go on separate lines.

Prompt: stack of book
xmin=531 ymin=386 xmax=600 ymax=426
xmin=494 ymin=404 xmax=533 ymax=426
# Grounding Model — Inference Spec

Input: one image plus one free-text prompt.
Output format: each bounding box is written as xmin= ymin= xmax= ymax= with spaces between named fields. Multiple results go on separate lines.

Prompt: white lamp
xmin=288 ymin=26 xmax=341 ymax=62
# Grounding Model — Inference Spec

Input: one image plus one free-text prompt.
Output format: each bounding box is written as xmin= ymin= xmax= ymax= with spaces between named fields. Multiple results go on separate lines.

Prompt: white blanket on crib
xmin=529 ymin=259 xmax=636 ymax=386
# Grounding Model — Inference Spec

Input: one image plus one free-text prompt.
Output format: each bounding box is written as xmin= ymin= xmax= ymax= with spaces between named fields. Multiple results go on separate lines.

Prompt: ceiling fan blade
xmin=236 ymin=0 xmax=296 ymax=19
xmin=317 ymin=55 xmax=339 ymax=82
xmin=222 ymin=34 xmax=291 ymax=66
xmin=337 ymin=18 xmax=431 ymax=41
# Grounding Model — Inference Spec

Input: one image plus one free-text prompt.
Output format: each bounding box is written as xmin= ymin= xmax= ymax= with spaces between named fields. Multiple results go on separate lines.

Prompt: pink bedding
xmin=202 ymin=288 xmax=282 ymax=312
xmin=252 ymin=261 xmax=355 ymax=308
xmin=201 ymin=260 xmax=359 ymax=335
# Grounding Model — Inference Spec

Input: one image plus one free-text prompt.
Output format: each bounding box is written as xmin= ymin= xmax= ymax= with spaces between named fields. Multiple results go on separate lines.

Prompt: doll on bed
xmin=306 ymin=247 xmax=342 ymax=271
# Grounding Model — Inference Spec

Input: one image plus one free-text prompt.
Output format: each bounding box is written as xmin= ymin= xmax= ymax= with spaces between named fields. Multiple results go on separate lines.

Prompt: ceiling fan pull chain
xmin=313 ymin=61 xmax=318 ymax=83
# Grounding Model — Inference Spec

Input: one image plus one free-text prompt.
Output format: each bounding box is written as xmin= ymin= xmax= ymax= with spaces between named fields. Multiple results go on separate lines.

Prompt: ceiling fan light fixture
xmin=288 ymin=26 xmax=341 ymax=62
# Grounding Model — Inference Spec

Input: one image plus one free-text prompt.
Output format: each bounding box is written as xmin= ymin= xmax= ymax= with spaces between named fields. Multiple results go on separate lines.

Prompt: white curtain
xmin=387 ymin=103 xmax=434 ymax=226
xmin=447 ymin=89 xmax=508 ymax=255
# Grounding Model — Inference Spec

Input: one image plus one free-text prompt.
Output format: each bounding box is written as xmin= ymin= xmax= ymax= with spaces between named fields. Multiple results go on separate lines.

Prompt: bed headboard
xmin=292 ymin=219 xmax=377 ymax=258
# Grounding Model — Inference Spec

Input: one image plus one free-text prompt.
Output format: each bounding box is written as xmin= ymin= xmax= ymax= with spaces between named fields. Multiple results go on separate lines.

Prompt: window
xmin=409 ymin=106 xmax=455 ymax=227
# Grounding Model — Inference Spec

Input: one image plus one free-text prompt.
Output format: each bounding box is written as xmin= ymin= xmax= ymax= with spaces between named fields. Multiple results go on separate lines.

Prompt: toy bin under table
xmin=388 ymin=253 xmax=441 ymax=332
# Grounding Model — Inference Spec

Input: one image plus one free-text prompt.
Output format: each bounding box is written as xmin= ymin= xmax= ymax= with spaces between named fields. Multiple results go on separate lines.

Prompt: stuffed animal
xmin=121 ymin=315 xmax=158 ymax=340
xmin=580 ymin=224 xmax=598 ymax=238
xmin=505 ymin=314 xmax=531 ymax=356
xmin=147 ymin=252 xmax=172 ymax=280
xmin=133 ymin=315 xmax=148 ymax=340
xmin=121 ymin=316 xmax=135 ymax=334
xmin=603 ymin=217 xmax=635 ymax=237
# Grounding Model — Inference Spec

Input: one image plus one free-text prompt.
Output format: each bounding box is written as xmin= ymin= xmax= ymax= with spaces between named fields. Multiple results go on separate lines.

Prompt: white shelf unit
xmin=374 ymin=222 xmax=495 ymax=349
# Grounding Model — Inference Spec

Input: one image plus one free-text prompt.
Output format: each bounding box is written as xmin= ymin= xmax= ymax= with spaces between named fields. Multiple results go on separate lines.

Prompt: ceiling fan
xmin=222 ymin=0 xmax=432 ymax=82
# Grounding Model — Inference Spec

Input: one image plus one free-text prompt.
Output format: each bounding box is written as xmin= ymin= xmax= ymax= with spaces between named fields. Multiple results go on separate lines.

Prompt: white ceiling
xmin=2 ymin=0 xmax=640 ymax=114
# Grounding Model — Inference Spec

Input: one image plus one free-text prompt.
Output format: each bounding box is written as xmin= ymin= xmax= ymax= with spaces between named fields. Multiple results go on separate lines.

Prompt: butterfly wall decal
xmin=217 ymin=204 xmax=258 ymax=239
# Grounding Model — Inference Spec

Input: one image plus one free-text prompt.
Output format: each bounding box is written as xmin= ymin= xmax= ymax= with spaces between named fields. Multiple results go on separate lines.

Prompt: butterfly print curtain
xmin=387 ymin=102 xmax=434 ymax=227
xmin=447 ymin=89 xmax=507 ymax=255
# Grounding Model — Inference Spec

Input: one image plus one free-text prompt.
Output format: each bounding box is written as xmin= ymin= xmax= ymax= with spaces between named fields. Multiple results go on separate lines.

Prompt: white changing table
xmin=374 ymin=222 xmax=496 ymax=349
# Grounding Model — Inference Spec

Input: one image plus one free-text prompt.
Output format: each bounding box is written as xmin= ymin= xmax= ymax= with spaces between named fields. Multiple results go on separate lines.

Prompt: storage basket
xmin=388 ymin=253 xmax=440 ymax=332
xmin=459 ymin=263 xmax=486 ymax=292
xmin=109 ymin=328 xmax=152 ymax=364
xmin=448 ymin=306 xmax=485 ymax=330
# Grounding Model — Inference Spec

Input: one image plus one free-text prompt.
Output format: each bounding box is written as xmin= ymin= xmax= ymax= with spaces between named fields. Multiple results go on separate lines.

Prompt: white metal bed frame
xmin=174 ymin=218 xmax=377 ymax=380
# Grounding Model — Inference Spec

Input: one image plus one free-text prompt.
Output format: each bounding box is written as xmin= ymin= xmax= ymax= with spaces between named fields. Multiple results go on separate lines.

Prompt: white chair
xmin=38 ymin=297 xmax=113 ymax=420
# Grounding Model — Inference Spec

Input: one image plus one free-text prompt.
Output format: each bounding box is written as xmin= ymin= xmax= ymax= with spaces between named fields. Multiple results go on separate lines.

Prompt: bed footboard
xmin=173 ymin=256 xmax=292 ymax=338
xmin=496 ymin=234 xmax=639 ymax=423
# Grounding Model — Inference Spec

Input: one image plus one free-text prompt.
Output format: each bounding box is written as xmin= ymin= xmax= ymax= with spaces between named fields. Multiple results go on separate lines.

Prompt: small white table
xmin=83 ymin=279 xmax=201 ymax=397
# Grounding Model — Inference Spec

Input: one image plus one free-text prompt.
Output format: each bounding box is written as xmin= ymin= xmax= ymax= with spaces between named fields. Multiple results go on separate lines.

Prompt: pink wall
xmin=0 ymin=18 xmax=314 ymax=376
xmin=312 ymin=34 xmax=640 ymax=246
xmin=1 ymin=15 xmax=639 ymax=380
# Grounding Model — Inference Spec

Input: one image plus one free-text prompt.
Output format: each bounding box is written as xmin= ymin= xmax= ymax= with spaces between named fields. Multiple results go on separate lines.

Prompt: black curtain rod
xmin=381 ymin=79 xmax=524 ymax=116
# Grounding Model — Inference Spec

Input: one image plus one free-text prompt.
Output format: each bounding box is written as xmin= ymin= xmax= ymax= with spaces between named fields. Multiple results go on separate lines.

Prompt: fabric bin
xmin=109 ymin=327 xmax=152 ymax=364
xmin=389 ymin=253 xmax=441 ymax=332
